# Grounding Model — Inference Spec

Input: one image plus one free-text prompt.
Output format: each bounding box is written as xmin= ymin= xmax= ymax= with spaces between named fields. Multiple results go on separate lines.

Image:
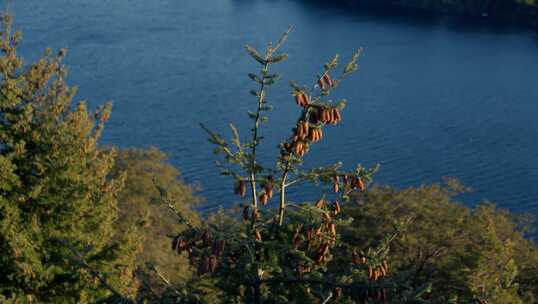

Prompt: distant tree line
xmin=321 ymin=0 xmax=538 ymax=27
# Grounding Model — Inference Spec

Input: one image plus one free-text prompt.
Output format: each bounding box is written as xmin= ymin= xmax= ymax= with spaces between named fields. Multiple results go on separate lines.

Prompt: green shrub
xmin=340 ymin=180 xmax=538 ymax=303
xmin=111 ymin=148 xmax=202 ymax=300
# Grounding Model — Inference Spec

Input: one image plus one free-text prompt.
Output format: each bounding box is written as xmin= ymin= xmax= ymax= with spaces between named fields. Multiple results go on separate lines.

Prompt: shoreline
xmin=311 ymin=0 xmax=538 ymax=29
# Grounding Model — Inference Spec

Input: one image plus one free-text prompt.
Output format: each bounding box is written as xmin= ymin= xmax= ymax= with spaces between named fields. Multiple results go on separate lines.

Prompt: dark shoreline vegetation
xmin=309 ymin=0 xmax=538 ymax=28
xmin=2 ymin=12 xmax=538 ymax=304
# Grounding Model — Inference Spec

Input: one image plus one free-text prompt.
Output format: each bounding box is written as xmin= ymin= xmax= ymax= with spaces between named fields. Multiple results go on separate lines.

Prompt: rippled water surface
xmin=8 ymin=0 xmax=538 ymax=215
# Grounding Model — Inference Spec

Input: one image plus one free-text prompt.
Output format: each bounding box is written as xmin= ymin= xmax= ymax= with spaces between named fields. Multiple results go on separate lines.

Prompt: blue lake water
xmin=8 ymin=0 xmax=538 ymax=217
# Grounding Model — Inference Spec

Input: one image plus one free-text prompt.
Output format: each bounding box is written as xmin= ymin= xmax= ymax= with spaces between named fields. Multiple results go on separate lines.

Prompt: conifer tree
xmin=164 ymin=28 xmax=432 ymax=304
xmin=0 ymin=14 xmax=138 ymax=303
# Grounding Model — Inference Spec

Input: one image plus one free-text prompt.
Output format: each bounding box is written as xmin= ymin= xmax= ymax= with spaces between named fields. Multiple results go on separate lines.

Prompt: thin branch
xmin=272 ymin=26 xmax=293 ymax=54
xmin=277 ymin=161 xmax=291 ymax=226
xmin=248 ymin=61 xmax=270 ymax=216
xmin=150 ymin=265 xmax=182 ymax=296
xmin=321 ymin=291 xmax=333 ymax=304
xmin=200 ymin=123 xmax=236 ymax=159
xmin=256 ymin=277 xmax=384 ymax=290
xmin=153 ymin=178 xmax=195 ymax=230
xmin=54 ymin=238 xmax=132 ymax=303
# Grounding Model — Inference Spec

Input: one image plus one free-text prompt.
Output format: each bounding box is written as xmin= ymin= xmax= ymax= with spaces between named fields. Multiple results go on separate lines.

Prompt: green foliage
xmin=0 ymin=14 xmax=138 ymax=302
xmin=110 ymin=148 xmax=203 ymax=300
xmin=340 ymin=180 xmax=538 ymax=303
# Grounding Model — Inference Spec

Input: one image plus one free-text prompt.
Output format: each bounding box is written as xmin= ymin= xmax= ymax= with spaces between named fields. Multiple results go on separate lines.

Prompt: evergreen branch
xmin=54 ymin=238 xmax=133 ymax=303
xmin=370 ymin=217 xmax=411 ymax=257
xmin=271 ymin=26 xmax=293 ymax=54
xmin=153 ymin=178 xmax=196 ymax=230
xmin=285 ymin=163 xmax=343 ymax=187
xmin=256 ymin=277 xmax=389 ymax=290
xmin=229 ymin=122 xmax=242 ymax=149
xmin=248 ymin=61 xmax=269 ymax=214
xmin=148 ymin=264 xmax=183 ymax=297
xmin=343 ymin=48 xmax=363 ymax=75
xmin=245 ymin=45 xmax=267 ymax=65
xmin=277 ymin=161 xmax=292 ymax=226
xmin=200 ymin=123 xmax=234 ymax=157
xmin=276 ymin=49 xmax=363 ymax=224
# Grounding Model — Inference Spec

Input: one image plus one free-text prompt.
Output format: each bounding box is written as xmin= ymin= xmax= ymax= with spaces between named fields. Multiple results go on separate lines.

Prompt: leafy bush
xmin=341 ymin=180 xmax=538 ymax=303
xmin=110 ymin=148 xmax=202 ymax=300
